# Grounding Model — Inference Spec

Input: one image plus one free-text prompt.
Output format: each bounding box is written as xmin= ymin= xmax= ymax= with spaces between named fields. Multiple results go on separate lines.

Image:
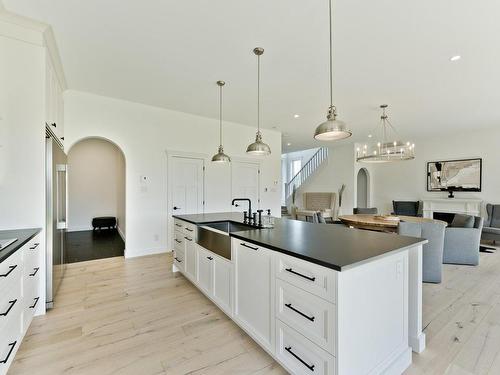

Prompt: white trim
xmin=117 ymin=226 xmax=125 ymax=242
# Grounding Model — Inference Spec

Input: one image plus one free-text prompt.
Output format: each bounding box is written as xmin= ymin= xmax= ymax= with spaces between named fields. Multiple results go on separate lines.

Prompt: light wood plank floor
xmin=9 ymin=244 xmax=500 ymax=375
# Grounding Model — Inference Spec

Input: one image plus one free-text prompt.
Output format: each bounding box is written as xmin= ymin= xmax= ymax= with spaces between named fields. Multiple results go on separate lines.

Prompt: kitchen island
xmin=172 ymin=213 xmax=427 ymax=375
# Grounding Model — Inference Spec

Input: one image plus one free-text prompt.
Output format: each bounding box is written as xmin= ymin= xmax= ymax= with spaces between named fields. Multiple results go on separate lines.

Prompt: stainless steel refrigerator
xmin=45 ymin=127 xmax=68 ymax=309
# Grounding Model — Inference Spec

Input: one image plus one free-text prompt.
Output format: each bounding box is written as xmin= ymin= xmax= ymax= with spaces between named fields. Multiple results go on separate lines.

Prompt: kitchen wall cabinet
xmin=45 ymin=54 xmax=65 ymax=144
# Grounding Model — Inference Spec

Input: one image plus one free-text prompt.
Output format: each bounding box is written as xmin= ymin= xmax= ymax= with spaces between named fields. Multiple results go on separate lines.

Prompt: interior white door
xmin=171 ymin=157 xmax=204 ymax=215
xmin=231 ymin=161 xmax=260 ymax=212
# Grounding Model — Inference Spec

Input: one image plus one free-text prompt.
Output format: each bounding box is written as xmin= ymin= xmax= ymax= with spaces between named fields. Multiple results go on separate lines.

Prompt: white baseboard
xmin=125 ymin=246 xmax=168 ymax=259
xmin=67 ymin=226 xmax=93 ymax=232
xmin=117 ymin=226 xmax=125 ymax=241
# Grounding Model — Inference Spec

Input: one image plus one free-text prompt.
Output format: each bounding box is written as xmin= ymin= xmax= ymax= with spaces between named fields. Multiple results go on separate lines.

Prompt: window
xmin=291 ymin=159 xmax=302 ymax=178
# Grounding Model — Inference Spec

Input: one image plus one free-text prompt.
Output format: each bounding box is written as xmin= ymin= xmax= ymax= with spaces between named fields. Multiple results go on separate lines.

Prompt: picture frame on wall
xmin=427 ymin=158 xmax=482 ymax=192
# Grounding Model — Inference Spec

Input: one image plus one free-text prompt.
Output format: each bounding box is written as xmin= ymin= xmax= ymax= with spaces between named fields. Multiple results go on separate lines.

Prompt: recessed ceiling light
xmin=368 ymin=134 xmax=372 ymax=138
xmin=450 ymin=55 xmax=461 ymax=62
xmin=294 ymin=114 xmax=300 ymax=118
xmin=287 ymin=143 xmax=292 ymax=146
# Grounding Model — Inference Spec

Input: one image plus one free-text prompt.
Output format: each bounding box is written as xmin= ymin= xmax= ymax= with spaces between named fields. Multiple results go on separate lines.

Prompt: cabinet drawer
xmin=276 ymin=252 xmax=336 ymax=302
xmin=276 ymin=279 xmax=335 ymax=355
xmin=23 ymin=290 xmax=41 ymax=334
xmin=0 ymin=304 xmax=22 ymax=374
xmin=183 ymin=222 xmax=196 ymax=238
xmin=0 ymin=250 xmax=23 ymax=295
xmin=173 ymin=248 xmax=185 ymax=273
xmin=173 ymin=230 xmax=185 ymax=249
xmin=276 ymin=320 xmax=335 ymax=375
xmin=174 ymin=219 xmax=185 ymax=232
xmin=0 ymin=279 xmax=22 ymax=334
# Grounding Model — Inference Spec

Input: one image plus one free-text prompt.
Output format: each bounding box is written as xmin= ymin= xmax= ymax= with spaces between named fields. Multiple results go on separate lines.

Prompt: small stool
xmin=92 ymin=217 xmax=117 ymax=231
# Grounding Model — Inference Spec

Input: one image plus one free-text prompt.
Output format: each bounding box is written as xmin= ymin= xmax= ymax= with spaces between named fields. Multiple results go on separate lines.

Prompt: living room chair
xmin=392 ymin=201 xmax=421 ymax=217
xmin=482 ymin=204 xmax=500 ymax=244
xmin=443 ymin=214 xmax=484 ymax=266
xmin=353 ymin=207 xmax=378 ymax=215
xmin=295 ymin=192 xmax=337 ymax=222
xmin=398 ymin=221 xmax=446 ymax=283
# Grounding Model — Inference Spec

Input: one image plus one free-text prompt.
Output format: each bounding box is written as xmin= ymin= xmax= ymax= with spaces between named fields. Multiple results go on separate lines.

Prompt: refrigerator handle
xmin=56 ymin=164 xmax=68 ymax=230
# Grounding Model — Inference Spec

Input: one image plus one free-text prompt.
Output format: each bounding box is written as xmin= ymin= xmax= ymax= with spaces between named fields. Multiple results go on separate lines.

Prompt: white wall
xmin=295 ymin=144 xmax=356 ymax=214
xmin=64 ymin=90 xmax=281 ymax=258
xmin=370 ymin=128 xmax=500 ymax=215
xmin=67 ymin=138 xmax=125 ymax=235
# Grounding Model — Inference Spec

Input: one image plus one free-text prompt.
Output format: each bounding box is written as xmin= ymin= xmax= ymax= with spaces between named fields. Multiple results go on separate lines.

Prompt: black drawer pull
xmin=285 ymin=303 xmax=315 ymax=322
xmin=29 ymin=243 xmax=40 ymax=250
xmin=51 ymin=122 xmax=57 ymax=128
xmin=185 ymin=228 xmax=194 ymax=232
xmin=285 ymin=346 xmax=315 ymax=371
xmin=0 ymin=341 xmax=17 ymax=364
xmin=175 ymin=223 xmax=182 ymax=227
xmin=29 ymin=267 xmax=40 ymax=277
xmin=0 ymin=265 xmax=17 ymax=278
xmin=29 ymin=297 xmax=40 ymax=309
xmin=240 ymin=243 xmax=259 ymax=251
xmin=174 ymin=257 xmax=182 ymax=263
xmin=0 ymin=299 xmax=17 ymax=317
xmin=174 ymin=239 xmax=182 ymax=244
xmin=285 ymin=268 xmax=316 ymax=282
xmin=207 ymin=256 xmax=213 ymax=260
xmin=184 ymin=237 xmax=193 ymax=242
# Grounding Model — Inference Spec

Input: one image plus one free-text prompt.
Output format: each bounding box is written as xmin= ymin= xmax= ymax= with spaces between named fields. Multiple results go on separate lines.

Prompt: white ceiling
xmin=5 ymin=0 xmax=500 ymax=152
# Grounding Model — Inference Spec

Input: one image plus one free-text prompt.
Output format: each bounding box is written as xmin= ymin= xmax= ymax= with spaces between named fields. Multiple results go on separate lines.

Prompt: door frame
xmin=166 ymin=150 xmax=207 ymax=251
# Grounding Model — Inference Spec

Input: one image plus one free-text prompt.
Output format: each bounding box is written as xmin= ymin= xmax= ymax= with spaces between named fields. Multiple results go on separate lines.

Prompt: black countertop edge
xmin=0 ymin=228 xmax=42 ymax=263
xmin=230 ymin=232 xmax=426 ymax=272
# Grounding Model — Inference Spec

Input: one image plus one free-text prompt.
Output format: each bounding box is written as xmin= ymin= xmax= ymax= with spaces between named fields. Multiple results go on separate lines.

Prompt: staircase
xmin=285 ymin=147 xmax=329 ymax=201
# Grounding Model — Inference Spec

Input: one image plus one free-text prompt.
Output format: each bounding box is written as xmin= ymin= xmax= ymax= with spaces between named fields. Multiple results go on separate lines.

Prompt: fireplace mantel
xmin=422 ymin=198 xmax=482 ymax=219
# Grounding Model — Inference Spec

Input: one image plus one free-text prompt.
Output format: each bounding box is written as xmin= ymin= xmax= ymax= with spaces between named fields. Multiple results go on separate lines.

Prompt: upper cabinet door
xmin=45 ymin=55 xmax=64 ymax=143
xmin=231 ymin=161 xmax=260 ymax=211
xmin=171 ymin=157 xmax=204 ymax=215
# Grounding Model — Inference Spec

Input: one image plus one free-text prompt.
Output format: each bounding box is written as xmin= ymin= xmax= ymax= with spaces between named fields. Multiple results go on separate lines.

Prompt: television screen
xmin=427 ymin=158 xmax=482 ymax=192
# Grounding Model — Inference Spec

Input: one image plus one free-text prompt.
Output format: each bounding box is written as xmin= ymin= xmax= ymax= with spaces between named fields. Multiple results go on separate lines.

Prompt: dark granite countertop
xmin=0 ymin=228 xmax=42 ymax=263
xmin=173 ymin=213 xmax=426 ymax=271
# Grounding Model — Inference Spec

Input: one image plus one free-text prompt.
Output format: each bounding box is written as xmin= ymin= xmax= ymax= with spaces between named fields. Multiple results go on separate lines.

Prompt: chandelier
xmin=356 ymin=105 xmax=415 ymax=163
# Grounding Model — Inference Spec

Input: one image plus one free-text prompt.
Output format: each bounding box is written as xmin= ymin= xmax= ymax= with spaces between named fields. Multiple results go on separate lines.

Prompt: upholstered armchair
xmin=482 ymin=204 xmax=500 ymax=244
xmin=353 ymin=207 xmax=378 ymax=215
xmin=392 ymin=201 xmax=422 ymax=217
xmin=398 ymin=221 xmax=446 ymax=283
xmin=295 ymin=192 xmax=337 ymax=222
xmin=444 ymin=215 xmax=484 ymax=266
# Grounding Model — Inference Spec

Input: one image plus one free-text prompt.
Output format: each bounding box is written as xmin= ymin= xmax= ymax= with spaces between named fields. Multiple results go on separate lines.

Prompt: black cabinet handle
xmin=29 ymin=297 xmax=40 ymax=309
xmin=29 ymin=267 xmax=40 ymax=277
xmin=0 ymin=265 xmax=17 ymax=278
xmin=185 ymin=228 xmax=194 ymax=232
xmin=285 ymin=268 xmax=316 ymax=282
xmin=207 ymin=256 xmax=213 ymax=260
xmin=173 ymin=206 xmax=180 ymax=210
xmin=29 ymin=243 xmax=40 ymax=250
xmin=174 ymin=239 xmax=182 ymax=244
xmin=51 ymin=122 xmax=57 ymax=128
xmin=285 ymin=303 xmax=315 ymax=322
xmin=174 ymin=257 xmax=182 ymax=263
xmin=285 ymin=346 xmax=315 ymax=372
xmin=60 ymin=137 xmax=65 ymax=141
xmin=0 ymin=341 xmax=17 ymax=364
xmin=0 ymin=299 xmax=17 ymax=317
xmin=175 ymin=223 xmax=182 ymax=227
xmin=240 ymin=243 xmax=259 ymax=251
xmin=184 ymin=236 xmax=193 ymax=242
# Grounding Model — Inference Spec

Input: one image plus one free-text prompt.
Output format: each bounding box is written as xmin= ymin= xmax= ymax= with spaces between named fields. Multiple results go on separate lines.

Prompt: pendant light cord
xmin=219 ymin=83 xmax=223 ymax=147
xmin=257 ymin=54 xmax=261 ymax=133
xmin=329 ymin=0 xmax=333 ymax=108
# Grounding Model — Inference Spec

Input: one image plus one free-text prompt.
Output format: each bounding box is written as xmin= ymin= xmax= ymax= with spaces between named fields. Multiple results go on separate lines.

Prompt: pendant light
xmin=313 ymin=0 xmax=352 ymax=141
xmin=212 ymin=80 xmax=231 ymax=163
xmin=246 ymin=47 xmax=271 ymax=156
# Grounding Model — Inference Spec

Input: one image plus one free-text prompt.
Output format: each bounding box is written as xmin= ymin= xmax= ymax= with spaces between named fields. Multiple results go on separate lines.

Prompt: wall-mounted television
xmin=427 ymin=158 xmax=482 ymax=192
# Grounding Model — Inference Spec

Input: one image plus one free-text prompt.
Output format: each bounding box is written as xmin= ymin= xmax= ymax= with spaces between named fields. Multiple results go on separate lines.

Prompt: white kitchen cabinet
xmin=212 ymin=255 xmax=232 ymax=316
xmin=233 ymin=240 xmax=275 ymax=352
xmin=197 ymin=245 xmax=213 ymax=296
xmin=45 ymin=55 xmax=64 ymax=144
xmin=184 ymin=236 xmax=197 ymax=281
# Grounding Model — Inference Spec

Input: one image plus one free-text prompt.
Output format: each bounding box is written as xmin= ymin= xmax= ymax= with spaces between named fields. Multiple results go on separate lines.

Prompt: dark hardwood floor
xmin=65 ymin=229 xmax=124 ymax=264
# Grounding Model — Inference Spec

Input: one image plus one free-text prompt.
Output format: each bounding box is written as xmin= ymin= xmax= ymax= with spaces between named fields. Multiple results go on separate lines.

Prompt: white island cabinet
xmin=172 ymin=218 xmax=421 ymax=375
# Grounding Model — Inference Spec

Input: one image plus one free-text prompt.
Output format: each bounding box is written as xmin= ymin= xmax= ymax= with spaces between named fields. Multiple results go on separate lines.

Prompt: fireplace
xmin=433 ymin=211 xmax=456 ymax=224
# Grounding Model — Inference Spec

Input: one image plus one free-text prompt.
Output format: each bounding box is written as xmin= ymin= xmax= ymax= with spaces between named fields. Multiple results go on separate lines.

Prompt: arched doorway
xmin=66 ymin=137 xmax=126 ymax=263
xmin=356 ymin=168 xmax=369 ymax=208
